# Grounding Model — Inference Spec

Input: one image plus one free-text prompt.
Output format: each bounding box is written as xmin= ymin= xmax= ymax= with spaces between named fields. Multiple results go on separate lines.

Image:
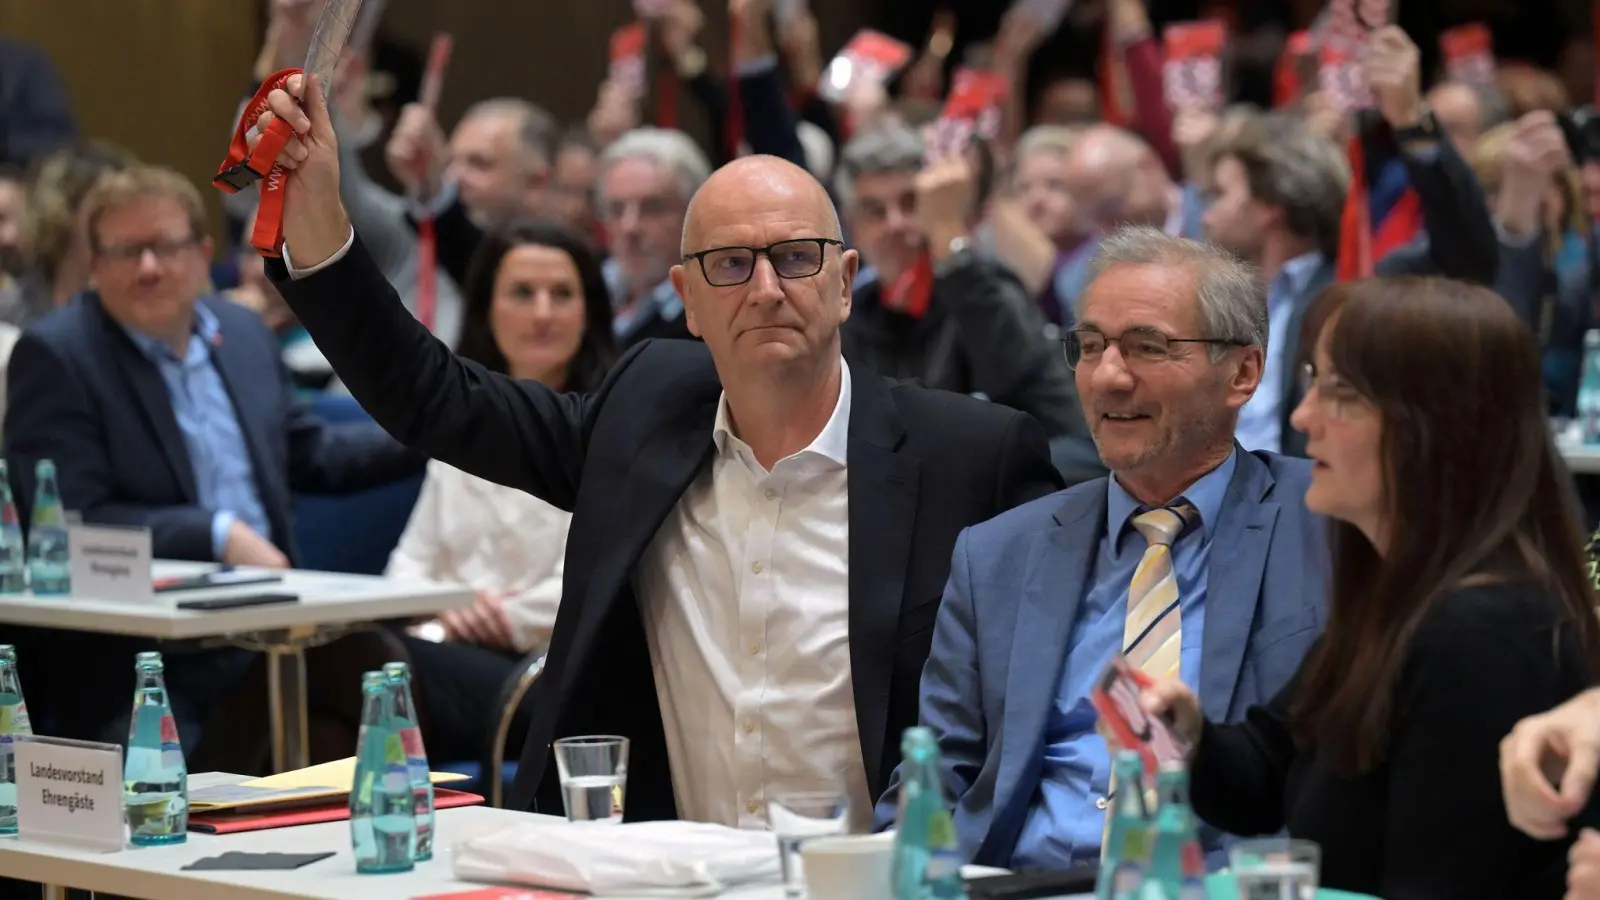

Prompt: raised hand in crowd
xmin=1500 ymin=687 xmax=1600 ymax=840
xmin=251 ymin=73 xmax=350 ymax=267
xmin=777 ymin=7 xmax=823 ymax=91
xmin=1497 ymin=110 xmax=1573 ymax=238
xmin=991 ymin=4 xmax=1049 ymax=76
xmin=915 ymin=152 xmax=977 ymax=265
xmin=588 ymin=79 xmax=642 ymax=149
xmin=1172 ymin=106 xmax=1220 ymax=184
xmin=730 ymin=0 xmax=776 ymax=65
xmin=659 ymin=0 xmax=706 ymax=74
xmin=1135 ymin=677 xmax=1205 ymax=749
xmin=1302 ymin=90 xmax=1351 ymax=144
xmin=385 ymin=101 xmax=449 ymax=201
xmin=1363 ymin=25 xmax=1423 ymax=130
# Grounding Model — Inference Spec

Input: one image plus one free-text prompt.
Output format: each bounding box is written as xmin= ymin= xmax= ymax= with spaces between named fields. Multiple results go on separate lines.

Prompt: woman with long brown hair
xmin=1136 ymin=276 xmax=1600 ymax=898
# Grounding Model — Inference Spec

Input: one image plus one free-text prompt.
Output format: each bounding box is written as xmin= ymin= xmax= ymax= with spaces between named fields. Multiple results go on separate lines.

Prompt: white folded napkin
xmin=452 ymin=819 xmax=783 ymax=897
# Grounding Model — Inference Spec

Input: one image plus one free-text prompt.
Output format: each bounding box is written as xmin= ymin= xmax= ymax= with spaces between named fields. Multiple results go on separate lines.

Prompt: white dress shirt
xmin=385 ymin=460 xmax=570 ymax=656
xmin=288 ymin=236 xmax=873 ymax=830
xmin=635 ymin=360 xmax=872 ymax=831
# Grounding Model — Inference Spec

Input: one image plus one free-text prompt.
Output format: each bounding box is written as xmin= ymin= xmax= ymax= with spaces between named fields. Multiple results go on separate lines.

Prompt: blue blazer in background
xmin=876 ymin=448 xmax=1329 ymax=867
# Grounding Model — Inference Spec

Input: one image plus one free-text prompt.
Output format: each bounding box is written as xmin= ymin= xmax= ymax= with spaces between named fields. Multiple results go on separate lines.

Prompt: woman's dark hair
xmin=1291 ymin=276 xmax=1600 ymax=776
xmin=455 ymin=219 xmax=617 ymax=393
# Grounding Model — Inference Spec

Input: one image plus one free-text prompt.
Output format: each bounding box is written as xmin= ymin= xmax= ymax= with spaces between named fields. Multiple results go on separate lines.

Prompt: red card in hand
xmin=1090 ymin=655 xmax=1191 ymax=776
xmin=818 ymin=30 xmax=914 ymax=104
xmin=1162 ymin=20 xmax=1227 ymax=111
xmin=609 ymin=23 xmax=649 ymax=99
xmin=1440 ymin=23 xmax=1495 ymax=87
xmin=923 ymin=67 xmax=1009 ymax=163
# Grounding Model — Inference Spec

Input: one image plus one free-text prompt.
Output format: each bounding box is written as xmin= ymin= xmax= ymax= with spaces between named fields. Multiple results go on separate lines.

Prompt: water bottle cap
xmin=361 ymin=670 xmax=388 ymax=689
xmin=382 ymin=661 xmax=410 ymax=679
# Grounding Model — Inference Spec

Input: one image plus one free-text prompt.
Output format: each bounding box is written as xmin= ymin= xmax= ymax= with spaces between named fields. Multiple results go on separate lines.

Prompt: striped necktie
xmin=1101 ymin=502 xmax=1198 ymax=859
xmin=1122 ymin=503 xmax=1197 ymax=679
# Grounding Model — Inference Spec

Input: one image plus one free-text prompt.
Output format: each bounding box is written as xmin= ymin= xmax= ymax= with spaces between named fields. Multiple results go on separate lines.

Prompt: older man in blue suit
xmin=876 ymin=225 xmax=1328 ymax=869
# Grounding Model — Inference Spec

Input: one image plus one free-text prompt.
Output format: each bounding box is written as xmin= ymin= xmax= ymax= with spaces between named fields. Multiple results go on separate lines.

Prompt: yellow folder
xmin=189 ymin=757 xmax=470 ymax=813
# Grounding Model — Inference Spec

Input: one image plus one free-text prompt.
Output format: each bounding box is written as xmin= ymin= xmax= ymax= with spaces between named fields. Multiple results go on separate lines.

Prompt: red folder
xmin=189 ymin=788 xmax=484 ymax=834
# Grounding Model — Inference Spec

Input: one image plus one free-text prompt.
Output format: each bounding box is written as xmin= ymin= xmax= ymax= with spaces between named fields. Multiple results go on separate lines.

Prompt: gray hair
xmin=1015 ymin=124 xmax=1084 ymax=162
xmin=596 ymin=127 xmax=712 ymax=210
xmin=1219 ymin=115 xmax=1350 ymax=258
xmin=835 ymin=119 xmax=925 ymax=211
xmin=460 ymin=97 xmax=559 ymax=167
xmin=1083 ymin=225 xmax=1267 ymax=362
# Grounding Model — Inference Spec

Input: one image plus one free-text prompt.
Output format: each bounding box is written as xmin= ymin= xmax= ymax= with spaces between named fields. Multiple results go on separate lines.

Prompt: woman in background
xmin=389 ymin=219 xmax=616 ymax=764
xmin=1136 ymin=277 xmax=1600 ymax=898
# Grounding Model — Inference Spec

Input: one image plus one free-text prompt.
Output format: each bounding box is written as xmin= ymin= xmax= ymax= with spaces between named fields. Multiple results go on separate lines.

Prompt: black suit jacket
xmin=266 ymin=236 xmax=1065 ymax=818
xmin=2 ymin=291 xmax=421 ymax=741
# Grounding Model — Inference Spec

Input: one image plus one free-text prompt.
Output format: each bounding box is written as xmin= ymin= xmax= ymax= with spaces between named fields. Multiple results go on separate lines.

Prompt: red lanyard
xmin=213 ymin=68 xmax=302 ymax=258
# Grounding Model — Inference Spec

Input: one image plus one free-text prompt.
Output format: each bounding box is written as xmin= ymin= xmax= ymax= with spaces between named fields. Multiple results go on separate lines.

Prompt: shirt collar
xmin=603 ymin=258 xmax=683 ymax=319
xmin=1105 ymin=447 xmax=1238 ymax=546
xmin=119 ymin=300 xmax=219 ymax=362
xmin=1271 ymin=252 xmax=1323 ymax=299
xmin=712 ymin=358 xmax=852 ymax=468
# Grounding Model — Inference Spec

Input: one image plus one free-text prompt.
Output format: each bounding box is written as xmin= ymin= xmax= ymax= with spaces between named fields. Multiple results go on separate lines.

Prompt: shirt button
xmin=751 ymin=560 xmax=764 ymax=574
xmin=747 ymin=798 xmax=760 ymax=814
xmin=764 ymin=488 xmax=777 ymax=500
xmin=743 ymin=718 xmax=756 ymax=733
xmin=748 ymin=641 xmax=761 ymax=656
xmin=1095 ymin=797 xmax=1108 ymax=810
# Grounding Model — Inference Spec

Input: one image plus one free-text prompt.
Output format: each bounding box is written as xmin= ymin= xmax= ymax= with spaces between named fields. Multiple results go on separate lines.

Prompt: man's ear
xmin=670 ymin=264 xmax=701 ymax=337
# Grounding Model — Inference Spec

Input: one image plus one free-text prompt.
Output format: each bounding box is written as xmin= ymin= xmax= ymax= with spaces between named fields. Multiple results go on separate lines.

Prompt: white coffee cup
xmin=800 ymin=832 xmax=895 ymax=900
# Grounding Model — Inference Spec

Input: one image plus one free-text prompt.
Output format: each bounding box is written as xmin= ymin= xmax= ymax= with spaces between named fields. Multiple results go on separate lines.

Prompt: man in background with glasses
xmin=1 ymin=163 xmax=422 ymax=770
xmin=877 ymin=225 xmax=1327 ymax=870
xmin=252 ymin=72 xmax=1064 ymax=830
xmin=834 ymin=119 xmax=1089 ymax=447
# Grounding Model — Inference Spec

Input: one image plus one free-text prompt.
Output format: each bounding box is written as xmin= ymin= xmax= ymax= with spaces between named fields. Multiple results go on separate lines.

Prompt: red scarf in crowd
xmin=1336 ymin=131 xmax=1424 ymax=280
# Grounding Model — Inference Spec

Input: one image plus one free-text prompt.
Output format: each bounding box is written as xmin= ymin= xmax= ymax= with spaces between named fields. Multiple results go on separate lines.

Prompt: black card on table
xmin=183 ymin=851 xmax=336 ymax=871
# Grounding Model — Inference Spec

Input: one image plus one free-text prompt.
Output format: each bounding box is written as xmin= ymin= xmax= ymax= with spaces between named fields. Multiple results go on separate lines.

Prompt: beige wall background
xmin=1 ymin=0 xmax=870 ymax=238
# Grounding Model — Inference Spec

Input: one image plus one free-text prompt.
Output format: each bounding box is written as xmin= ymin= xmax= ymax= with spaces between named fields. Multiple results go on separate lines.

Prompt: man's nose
xmin=1088 ymin=346 xmax=1137 ymax=391
xmin=746 ymin=255 xmax=785 ymax=300
xmin=136 ymin=248 xmax=164 ymax=277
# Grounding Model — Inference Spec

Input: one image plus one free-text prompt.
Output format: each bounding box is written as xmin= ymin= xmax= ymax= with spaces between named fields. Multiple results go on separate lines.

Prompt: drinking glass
xmin=768 ymin=791 xmax=850 ymax=895
xmin=1230 ymin=838 xmax=1320 ymax=900
xmin=552 ymin=736 xmax=629 ymax=824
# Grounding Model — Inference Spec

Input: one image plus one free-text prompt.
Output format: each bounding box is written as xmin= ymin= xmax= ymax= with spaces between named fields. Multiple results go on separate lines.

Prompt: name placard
xmin=68 ymin=524 xmax=153 ymax=603
xmin=14 ymin=735 xmax=125 ymax=852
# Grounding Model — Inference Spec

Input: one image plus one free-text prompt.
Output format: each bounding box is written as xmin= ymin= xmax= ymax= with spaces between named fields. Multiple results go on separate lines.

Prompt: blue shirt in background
xmin=1010 ymin=450 xmax=1238 ymax=869
xmin=121 ymin=304 xmax=270 ymax=558
xmin=1234 ymin=252 xmax=1322 ymax=453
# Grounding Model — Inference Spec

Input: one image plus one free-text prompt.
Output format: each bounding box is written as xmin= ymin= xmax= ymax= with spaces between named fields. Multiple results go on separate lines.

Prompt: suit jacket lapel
xmin=1198 ymin=449 xmax=1278 ymax=722
xmin=92 ymin=296 xmax=197 ymax=502
xmin=846 ymin=373 xmax=919 ymax=795
xmin=982 ymin=485 xmax=1103 ymax=862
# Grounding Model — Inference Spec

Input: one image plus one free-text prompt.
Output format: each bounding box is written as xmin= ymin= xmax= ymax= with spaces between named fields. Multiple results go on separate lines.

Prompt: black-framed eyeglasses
xmin=682 ymin=238 xmax=844 ymax=287
xmin=94 ymin=236 xmax=201 ymax=264
xmin=1061 ymin=327 xmax=1250 ymax=370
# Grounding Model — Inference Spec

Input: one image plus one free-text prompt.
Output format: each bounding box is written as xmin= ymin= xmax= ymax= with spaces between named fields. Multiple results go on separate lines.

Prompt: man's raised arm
xmin=247 ymin=73 xmax=596 ymax=512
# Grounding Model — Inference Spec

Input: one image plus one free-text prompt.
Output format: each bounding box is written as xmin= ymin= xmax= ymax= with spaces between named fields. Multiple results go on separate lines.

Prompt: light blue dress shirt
xmin=602 ymin=257 xmax=684 ymax=343
xmin=1010 ymin=449 xmax=1238 ymax=870
xmin=120 ymin=304 xmax=271 ymax=558
xmin=1233 ymin=252 xmax=1323 ymax=453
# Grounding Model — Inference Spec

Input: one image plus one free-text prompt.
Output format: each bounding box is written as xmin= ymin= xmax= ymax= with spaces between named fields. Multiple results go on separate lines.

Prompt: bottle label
xmin=0 ymin=702 xmax=31 ymax=736
xmin=399 ymin=725 xmax=427 ymax=759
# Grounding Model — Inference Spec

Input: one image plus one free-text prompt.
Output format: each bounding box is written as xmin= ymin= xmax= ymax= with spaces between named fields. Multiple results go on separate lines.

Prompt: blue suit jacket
xmin=875 ymin=448 xmax=1329 ymax=867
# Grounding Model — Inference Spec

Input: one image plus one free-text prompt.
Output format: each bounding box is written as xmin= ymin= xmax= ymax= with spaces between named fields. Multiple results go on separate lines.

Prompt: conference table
xmin=0 ymin=560 xmax=474 ymax=773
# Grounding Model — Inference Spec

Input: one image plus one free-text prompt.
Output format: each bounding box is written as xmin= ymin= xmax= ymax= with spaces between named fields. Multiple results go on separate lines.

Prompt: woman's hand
xmin=441 ymin=590 xmax=516 ymax=650
xmin=1140 ymin=676 xmax=1204 ymax=748
xmin=1501 ymin=688 xmax=1600 ymax=839
xmin=1570 ymin=829 xmax=1600 ymax=899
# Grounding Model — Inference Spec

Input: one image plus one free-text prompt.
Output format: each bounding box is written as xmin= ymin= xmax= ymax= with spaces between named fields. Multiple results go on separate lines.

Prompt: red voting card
xmin=1440 ymin=23 xmax=1495 ymax=87
xmin=1162 ymin=20 xmax=1227 ymax=111
xmin=818 ymin=30 xmax=914 ymax=105
xmin=1089 ymin=655 xmax=1191 ymax=776
xmin=610 ymin=22 xmax=650 ymax=100
xmin=923 ymin=67 xmax=1009 ymax=163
